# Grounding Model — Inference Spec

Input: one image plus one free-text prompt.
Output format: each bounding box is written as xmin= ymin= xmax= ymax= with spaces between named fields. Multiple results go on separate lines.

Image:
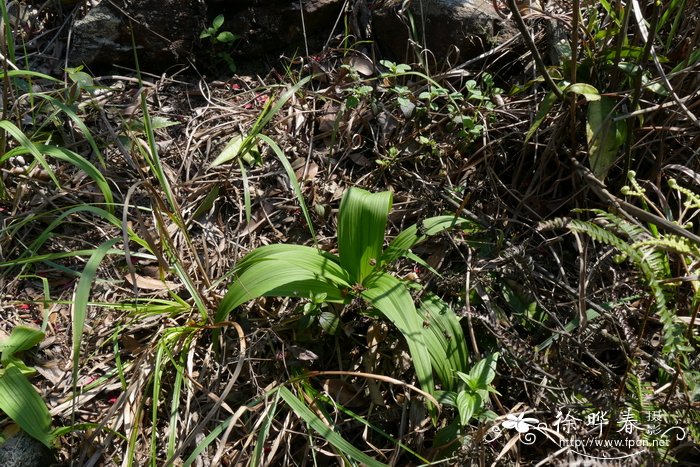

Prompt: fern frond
xmin=669 ymin=178 xmax=700 ymax=209
xmin=633 ymin=235 xmax=700 ymax=259
xmin=567 ymin=219 xmax=690 ymax=356
xmin=593 ymin=210 xmax=651 ymax=242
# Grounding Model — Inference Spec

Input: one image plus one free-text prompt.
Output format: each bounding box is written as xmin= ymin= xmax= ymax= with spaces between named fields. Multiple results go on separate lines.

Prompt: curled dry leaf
xmin=124 ymin=273 xmax=179 ymax=291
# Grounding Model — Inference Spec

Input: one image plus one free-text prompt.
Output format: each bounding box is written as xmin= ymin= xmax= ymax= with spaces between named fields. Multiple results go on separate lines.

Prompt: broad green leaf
xmin=524 ymin=91 xmax=558 ymax=142
xmin=456 ymin=391 xmax=480 ymax=425
xmin=587 ymin=96 xmax=623 ymax=181
xmin=212 ymin=14 xmax=225 ymax=30
xmin=467 ymin=352 xmax=499 ymax=391
xmin=209 ymin=134 xmax=260 ymax=168
xmin=68 ymin=68 xmax=94 ymax=89
xmin=216 ymin=245 xmax=350 ymax=322
xmin=565 ymin=83 xmax=601 ymax=102
xmin=338 ymin=188 xmax=392 ymax=283
xmin=278 ymin=386 xmax=386 ymax=467
xmin=417 ymin=293 xmax=469 ymax=391
xmin=0 ymin=365 xmax=53 ymax=447
xmin=318 ymin=310 xmax=340 ymax=335
xmin=362 ymin=272 xmax=434 ymax=394
xmin=381 ymin=215 xmax=476 ymax=266
xmin=217 ymin=31 xmax=237 ymax=43
xmin=0 ymin=326 xmax=45 ymax=364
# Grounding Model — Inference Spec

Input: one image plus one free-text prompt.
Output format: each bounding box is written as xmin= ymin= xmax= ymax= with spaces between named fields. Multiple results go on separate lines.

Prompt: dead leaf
xmin=124 ymin=273 xmax=179 ymax=291
xmin=289 ymin=345 xmax=319 ymax=362
xmin=322 ymin=379 xmax=365 ymax=407
xmin=295 ymin=162 xmax=319 ymax=182
xmin=348 ymin=152 xmax=372 ymax=167
xmin=348 ymin=55 xmax=375 ymax=77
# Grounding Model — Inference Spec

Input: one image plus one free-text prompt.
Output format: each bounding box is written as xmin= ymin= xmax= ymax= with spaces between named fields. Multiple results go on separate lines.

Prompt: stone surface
xmin=69 ymin=0 xmax=204 ymax=70
xmin=0 ymin=431 xmax=54 ymax=467
xmin=212 ymin=0 xmax=344 ymax=59
xmin=67 ymin=0 xmax=508 ymax=72
xmin=372 ymin=0 xmax=505 ymax=64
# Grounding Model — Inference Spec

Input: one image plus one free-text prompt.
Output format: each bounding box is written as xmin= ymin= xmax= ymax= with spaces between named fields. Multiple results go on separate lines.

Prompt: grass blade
xmin=278 ymin=386 xmax=387 ymax=467
xmin=257 ymin=134 xmax=316 ymax=242
xmin=0 ymin=120 xmax=60 ymax=187
xmin=70 ymin=238 xmax=120 ymax=394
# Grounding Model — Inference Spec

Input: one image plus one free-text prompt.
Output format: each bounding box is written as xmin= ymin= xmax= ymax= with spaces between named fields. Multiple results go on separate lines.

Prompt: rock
xmin=67 ymin=0 xmax=509 ymax=72
xmin=372 ymin=0 xmax=506 ymax=64
xmin=69 ymin=0 xmax=204 ymax=70
xmin=0 ymin=431 xmax=54 ymax=467
xmin=211 ymin=0 xmax=344 ymax=59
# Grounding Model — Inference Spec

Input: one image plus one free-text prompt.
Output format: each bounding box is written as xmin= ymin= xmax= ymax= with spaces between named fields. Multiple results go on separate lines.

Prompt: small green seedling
xmin=200 ymin=15 xmax=239 ymax=72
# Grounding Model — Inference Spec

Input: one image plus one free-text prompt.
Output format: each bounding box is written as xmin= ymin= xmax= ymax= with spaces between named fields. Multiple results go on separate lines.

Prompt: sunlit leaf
xmin=467 ymin=352 xmax=499 ymax=390
xmin=71 ymin=238 xmax=121 ymax=394
xmin=338 ymin=188 xmax=392 ymax=283
xmin=212 ymin=14 xmax=225 ymax=30
xmin=381 ymin=215 xmax=476 ymax=266
xmin=418 ymin=293 xmax=469 ymax=391
xmin=456 ymin=391 xmax=480 ymax=425
xmin=0 ymin=366 xmax=53 ymax=447
xmin=216 ymin=245 xmax=350 ymax=322
xmin=587 ymin=96 xmax=623 ymax=181
xmin=209 ymin=134 xmax=260 ymax=168
xmin=0 ymin=326 xmax=44 ymax=364
xmin=362 ymin=272 xmax=434 ymax=394
xmin=565 ymin=83 xmax=601 ymax=102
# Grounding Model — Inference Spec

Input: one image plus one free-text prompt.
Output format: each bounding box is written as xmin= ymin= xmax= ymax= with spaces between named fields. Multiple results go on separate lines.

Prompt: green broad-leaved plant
xmin=0 ymin=326 xmax=54 ymax=447
xmin=216 ymin=187 xmax=477 ymax=394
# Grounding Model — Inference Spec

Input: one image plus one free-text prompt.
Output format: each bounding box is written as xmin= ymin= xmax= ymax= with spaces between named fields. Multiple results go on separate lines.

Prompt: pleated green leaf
xmin=338 ymin=188 xmax=392 ymax=283
xmin=381 ymin=216 xmax=476 ymax=266
xmin=216 ymin=245 xmax=351 ymax=322
xmin=0 ymin=365 xmax=53 ymax=447
xmin=417 ymin=293 xmax=469 ymax=391
xmin=456 ymin=391 xmax=480 ymax=426
xmin=0 ymin=326 xmax=45 ymax=364
xmin=362 ymin=272 xmax=434 ymax=394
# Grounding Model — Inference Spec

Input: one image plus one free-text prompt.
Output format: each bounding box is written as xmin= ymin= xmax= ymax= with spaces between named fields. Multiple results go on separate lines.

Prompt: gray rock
xmin=69 ymin=0 xmax=204 ymax=70
xmin=0 ymin=431 xmax=54 ymax=467
xmin=372 ymin=0 xmax=506 ymax=64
